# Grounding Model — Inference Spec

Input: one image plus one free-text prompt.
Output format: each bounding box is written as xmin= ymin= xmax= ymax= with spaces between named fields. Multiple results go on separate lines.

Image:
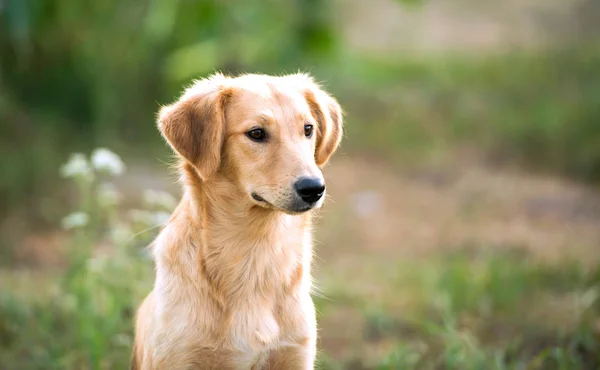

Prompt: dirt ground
xmin=319 ymin=155 xmax=600 ymax=262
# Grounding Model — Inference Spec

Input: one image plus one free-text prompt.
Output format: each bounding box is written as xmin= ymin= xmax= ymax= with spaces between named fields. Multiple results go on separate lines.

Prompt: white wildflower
xmin=61 ymin=211 xmax=89 ymax=230
xmin=97 ymin=182 xmax=123 ymax=207
xmin=60 ymin=153 xmax=92 ymax=179
xmin=143 ymin=189 xmax=177 ymax=210
xmin=91 ymin=148 xmax=126 ymax=176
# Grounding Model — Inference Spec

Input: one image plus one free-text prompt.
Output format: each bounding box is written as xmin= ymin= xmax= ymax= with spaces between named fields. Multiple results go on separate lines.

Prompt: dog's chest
xmin=228 ymin=306 xmax=280 ymax=350
xmin=211 ymin=310 xmax=282 ymax=369
xmin=224 ymin=298 xmax=310 ymax=365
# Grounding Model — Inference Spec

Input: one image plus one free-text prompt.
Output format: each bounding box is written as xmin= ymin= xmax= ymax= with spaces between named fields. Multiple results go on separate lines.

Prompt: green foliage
xmin=318 ymin=248 xmax=600 ymax=370
xmin=0 ymin=153 xmax=599 ymax=369
xmin=2 ymin=0 xmax=600 ymax=229
xmin=0 ymin=150 xmax=156 ymax=369
xmin=0 ymin=0 xmax=338 ymax=222
xmin=342 ymin=50 xmax=600 ymax=181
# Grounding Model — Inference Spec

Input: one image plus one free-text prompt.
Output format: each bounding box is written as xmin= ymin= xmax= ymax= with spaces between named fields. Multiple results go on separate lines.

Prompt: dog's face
xmin=157 ymin=73 xmax=343 ymax=214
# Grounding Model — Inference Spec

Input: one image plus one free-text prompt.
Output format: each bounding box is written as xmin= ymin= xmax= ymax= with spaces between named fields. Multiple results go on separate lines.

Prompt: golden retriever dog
xmin=131 ymin=72 xmax=343 ymax=369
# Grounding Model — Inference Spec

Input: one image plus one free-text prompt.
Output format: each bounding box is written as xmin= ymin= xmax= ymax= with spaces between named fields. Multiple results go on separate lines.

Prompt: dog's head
xmin=158 ymin=73 xmax=343 ymax=214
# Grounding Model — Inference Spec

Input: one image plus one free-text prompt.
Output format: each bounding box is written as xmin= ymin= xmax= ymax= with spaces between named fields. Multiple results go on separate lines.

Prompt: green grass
xmin=1 ymin=243 xmax=598 ymax=369
xmin=333 ymin=49 xmax=600 ymax=181
xmin=313 ymin=248 xmax=599 ymax=369
xmin=1 ymin=153 xmax=599 ymax=369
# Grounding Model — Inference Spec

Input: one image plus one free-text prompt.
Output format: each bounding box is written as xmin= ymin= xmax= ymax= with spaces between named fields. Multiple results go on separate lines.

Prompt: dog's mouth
xmin=251 ymin=192 xmax=314 ymax=214
xmin=252 ymin=192 xmax=277 ymax=209
xmin=251 ymin=192 xmax=267 ymax=203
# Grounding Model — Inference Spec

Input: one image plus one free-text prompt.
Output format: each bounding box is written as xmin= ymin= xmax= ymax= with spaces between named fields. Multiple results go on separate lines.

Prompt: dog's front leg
xmin=265 ymin=340 xmax=316 ymax=370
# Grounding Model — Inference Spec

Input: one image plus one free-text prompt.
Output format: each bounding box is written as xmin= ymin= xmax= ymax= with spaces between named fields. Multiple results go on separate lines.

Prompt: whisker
xmin=126 ymin=223 xmax=166 ymax=243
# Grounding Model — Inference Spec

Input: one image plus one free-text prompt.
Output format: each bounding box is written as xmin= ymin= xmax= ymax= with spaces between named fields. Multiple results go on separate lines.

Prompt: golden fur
xmin=131 ymin=73 xmax=343 ymax=369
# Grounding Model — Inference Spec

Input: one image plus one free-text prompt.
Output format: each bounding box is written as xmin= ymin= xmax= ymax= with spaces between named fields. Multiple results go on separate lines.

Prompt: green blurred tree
xmin=0 ymin=0 xmax=339 ymax=226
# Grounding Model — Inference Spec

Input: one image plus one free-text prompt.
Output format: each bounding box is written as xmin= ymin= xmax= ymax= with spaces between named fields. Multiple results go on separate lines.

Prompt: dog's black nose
xmin=294 ymin=177 xmax=325 ymax=204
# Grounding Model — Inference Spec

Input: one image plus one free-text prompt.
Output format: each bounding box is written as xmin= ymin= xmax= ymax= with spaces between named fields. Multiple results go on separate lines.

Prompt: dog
xmin=131 ymin=72 xmax=343 ymax=369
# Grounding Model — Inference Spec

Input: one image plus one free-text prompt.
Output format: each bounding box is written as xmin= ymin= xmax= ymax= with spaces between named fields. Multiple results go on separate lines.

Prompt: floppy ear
xmin=157 ymin=75 xmax=230 ymax=180
xmin=304 ymin=84 xmax=344 ymax=167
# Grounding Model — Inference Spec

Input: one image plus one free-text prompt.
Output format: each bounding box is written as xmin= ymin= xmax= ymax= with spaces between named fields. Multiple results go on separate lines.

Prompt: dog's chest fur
xmin=150 ymin=211 xmax=313 ymax=367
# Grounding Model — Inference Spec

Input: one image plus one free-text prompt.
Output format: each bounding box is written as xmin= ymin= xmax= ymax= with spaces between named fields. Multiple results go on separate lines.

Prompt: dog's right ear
xmin=158 ymin=75 xmax=231 ymax=180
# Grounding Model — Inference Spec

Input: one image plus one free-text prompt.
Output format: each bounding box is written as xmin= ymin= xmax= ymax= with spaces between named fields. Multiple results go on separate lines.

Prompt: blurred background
xmin=1 ymin=0 xmax=600 ymax=369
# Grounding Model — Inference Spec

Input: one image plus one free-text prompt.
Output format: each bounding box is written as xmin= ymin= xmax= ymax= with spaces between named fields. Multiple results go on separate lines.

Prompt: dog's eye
xmin=304 ymin=124 xmax=314 ymax=138
xmin=246 ymin=128 xmax=267 ymax=142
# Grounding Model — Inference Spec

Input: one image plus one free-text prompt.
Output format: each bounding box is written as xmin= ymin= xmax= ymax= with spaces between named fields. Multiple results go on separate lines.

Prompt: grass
xmin=0 ymin=150 xmax=599 ymax=369
xmin=4 ymin=248 xmax=596 ymax=370
xmin=314 ymin=249 xmax=599 ymax=369
xmin=332 ymin=49 xmax=600 ymax=181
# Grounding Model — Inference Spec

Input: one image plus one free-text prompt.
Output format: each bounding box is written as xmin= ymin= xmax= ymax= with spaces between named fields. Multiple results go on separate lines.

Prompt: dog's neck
xmin=161 ymin=163 xmax=313 ymax=307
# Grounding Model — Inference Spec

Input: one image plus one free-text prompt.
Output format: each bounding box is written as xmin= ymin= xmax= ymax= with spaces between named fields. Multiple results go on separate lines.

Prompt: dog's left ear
xmin=302 ymin=81 xmax=344 ymax=167
xmin=157 ymin=74 xmax=231 ymax=180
